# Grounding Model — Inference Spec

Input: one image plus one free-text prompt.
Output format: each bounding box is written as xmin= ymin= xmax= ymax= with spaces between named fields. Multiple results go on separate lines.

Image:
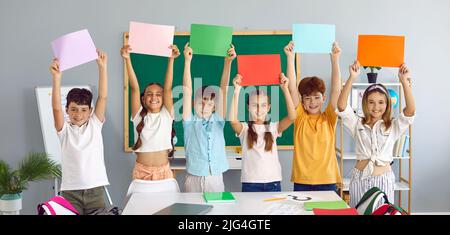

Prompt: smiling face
xmin=66 ymin=102 xmax=92 ymax=126
xmin=298 ymin=76 xmax=326 ymax=115
xmin=248 ymin=94 xmax=270 ymax=123
xmin=142 ymin=84 xmax=164 ymax=113
xmin=194 ymin=96 xmax=215 ymax=119
xmin=302 ymin=91 xmax=326 ymax=115
xmin=365 ymin=91 xmax=388 ymax=121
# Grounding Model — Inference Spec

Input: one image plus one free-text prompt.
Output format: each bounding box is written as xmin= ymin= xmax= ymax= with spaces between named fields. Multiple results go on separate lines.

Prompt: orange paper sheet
xmin=237 ymin=54 xmax=281 ymax=86
xmin=357 ymin=35 xmax=405 ymax=68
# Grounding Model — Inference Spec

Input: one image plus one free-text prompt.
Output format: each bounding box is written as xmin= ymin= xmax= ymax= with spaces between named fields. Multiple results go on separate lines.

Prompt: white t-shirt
xmin=238 ymin=122 xmax=282 ymax=183
xmin=57 ymin=114 xmax=109 ymax=191
xmin=132 ymin=106 xmax=173 ymax=152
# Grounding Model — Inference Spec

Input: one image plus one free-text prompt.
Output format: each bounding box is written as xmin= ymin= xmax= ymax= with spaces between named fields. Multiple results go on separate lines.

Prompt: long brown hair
xmin=361 ymin=83 xmax=392 ymax=129
xmin=246 ymin=89 xmax=274 ymax=152
xmin=133 ymin=83 xmax=176 ymax=157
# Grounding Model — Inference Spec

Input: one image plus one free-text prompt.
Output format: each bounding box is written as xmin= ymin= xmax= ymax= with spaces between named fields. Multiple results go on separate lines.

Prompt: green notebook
xmin=304 ymin=200 xmax=348 ymax=211
xmin=203 ymin=192 xmax=236 ymax=203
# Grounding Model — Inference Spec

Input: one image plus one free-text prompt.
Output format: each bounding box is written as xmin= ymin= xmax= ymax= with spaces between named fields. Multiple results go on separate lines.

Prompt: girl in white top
xmin=121 ymin=44 xmax=180 ymax=180
xmin=229 ymin=73 xmax=296 ymax=192
xmin=337 ymin=61 xmax=415 ymax=207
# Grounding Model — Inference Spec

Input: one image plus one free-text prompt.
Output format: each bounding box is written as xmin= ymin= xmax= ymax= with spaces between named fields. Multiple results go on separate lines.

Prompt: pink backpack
xmin=37 ymin=196 xmax=79 ymax=215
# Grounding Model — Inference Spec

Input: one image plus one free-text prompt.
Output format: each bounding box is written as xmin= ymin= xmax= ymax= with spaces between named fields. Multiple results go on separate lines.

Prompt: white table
xmin=122 ymin=191 xmax=345 ymax=215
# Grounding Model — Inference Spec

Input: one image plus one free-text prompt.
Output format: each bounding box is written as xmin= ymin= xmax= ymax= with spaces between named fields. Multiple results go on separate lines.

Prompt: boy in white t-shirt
xmin=49 ymin=50 xmax=109 ymax=215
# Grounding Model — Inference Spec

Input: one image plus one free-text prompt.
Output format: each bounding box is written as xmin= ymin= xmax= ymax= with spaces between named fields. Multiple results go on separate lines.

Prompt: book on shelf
xmin=392 ymin=135 xmax=409 ymax=157
xmin=351 ymin=88 xmax=365 ymax=116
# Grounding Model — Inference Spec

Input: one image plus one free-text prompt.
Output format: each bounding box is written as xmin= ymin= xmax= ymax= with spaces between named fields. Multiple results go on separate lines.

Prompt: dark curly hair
xmin=66 ymin=88 xmax=92 ymax=108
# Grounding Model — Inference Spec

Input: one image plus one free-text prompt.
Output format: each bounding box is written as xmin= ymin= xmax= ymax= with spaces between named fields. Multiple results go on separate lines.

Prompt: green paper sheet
xmin=304 ymin=200 xmax=348 ymax=211
xmin=189 ymin=24 xmax=233 ymax=57
xmin=203 ymin=192 xmax=236 ymax=203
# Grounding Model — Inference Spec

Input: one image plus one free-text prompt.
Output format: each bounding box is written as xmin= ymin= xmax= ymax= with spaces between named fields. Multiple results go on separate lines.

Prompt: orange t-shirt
xmin=291 ymin=103 xmax=341 ymax=184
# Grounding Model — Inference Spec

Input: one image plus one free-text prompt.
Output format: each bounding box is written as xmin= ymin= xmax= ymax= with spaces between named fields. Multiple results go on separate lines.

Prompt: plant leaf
xmin=0 ymin=160 xmax=13 ymax=195
xmin=1 ymin=153 xmax=61 ymax=195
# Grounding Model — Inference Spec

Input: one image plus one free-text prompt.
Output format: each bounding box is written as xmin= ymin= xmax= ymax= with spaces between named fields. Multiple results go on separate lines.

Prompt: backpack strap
xmin=389 ymin=203 xmax=407 ymax=215
xmin=355 ymin=187 xmax=382 ymax=209
xmin=37 ymin=203 xmax=47 ymax=215
xmin=50 ymin=196 xmax=79 ymax=215
xmin=43 ymin=202 xmax=56 ymax=215
xmin=364 ymin=192 xmax=389 ymax=215
xmin=355 ymin=187 xmax=390 ymax=215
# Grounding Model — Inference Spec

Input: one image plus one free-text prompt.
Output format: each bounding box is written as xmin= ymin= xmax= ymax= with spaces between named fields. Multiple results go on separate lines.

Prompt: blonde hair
xmin=361 ymin=84 xmax=392 ymax=129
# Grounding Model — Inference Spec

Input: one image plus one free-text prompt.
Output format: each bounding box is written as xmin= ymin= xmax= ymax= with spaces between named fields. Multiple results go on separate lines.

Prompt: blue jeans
xmin=293 ymin=183 xmax=336 ymax=192
xmin=242 ymin=181 xmax=281 ymax=192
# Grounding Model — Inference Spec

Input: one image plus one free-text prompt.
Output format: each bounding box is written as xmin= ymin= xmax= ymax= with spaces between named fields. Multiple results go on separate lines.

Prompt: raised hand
xmin=233 ymin=74 xmax=243 ymax=93
xmin=184 ymin=42 xmax=193 ymax=62
xmin=96 ymin=49 xmax=107 ymax=69
xmin=398 ymin=63 xmax=412 ymax=86
xmin=280 ymin=73 xmax=289 ymax=91
xmin=120 ymin=45 xmax=131 ymax=60
xmin=50 ymin=58 xmax=62 ymax=80
xmin=225 ymin=44 xmax=236 ymax=62
xmin=349 ymin=60 xmax=361 ymax=79
xmin=331 ymin=42 xmax=341 ymax=61
xmin=170 ymin=44 xmax=180 ymax=59
xmin=284 ymin=41 xmax=295 ymax=59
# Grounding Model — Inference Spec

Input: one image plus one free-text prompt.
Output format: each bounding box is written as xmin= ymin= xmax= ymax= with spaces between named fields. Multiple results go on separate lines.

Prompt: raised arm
xmin=121 ymin=45 xmax=141 ymax=118
xmin=398 ymin=64 xmax=415 ymax=117
xmin=337 ymin=61 xmax=360 ymax=112
xmin=229 ymin=74 xmax=244 ymax=135
xmin=329 ymin=42 xmax=342 ymax=110
xmin=50 ymin=59 xmax=64 ymax=132
xmin=182 ymin=43 xmax=193 ymax=121
xmin=278 ymin=73 xmax=297 ymax=133
xmin=284 ymin=41 xmax=300 ymax=107
xmin=94 ymin=49 xmax=108 ymax=122
xmin=217 ymin=44 xmax=236 ymax=119
xmin=164 ymin=45 xmax=180 ymax=117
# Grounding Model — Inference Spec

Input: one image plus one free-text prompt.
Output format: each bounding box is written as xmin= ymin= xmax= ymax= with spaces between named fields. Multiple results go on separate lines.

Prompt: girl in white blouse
xmin=337 ymin=61 xmax=415 ymax=207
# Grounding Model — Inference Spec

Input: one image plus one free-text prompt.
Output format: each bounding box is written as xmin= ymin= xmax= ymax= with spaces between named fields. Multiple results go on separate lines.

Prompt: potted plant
xmin=0 ymin=152 xmax=61 ymax=215
xmin=363 ymin=66 xmax=382 ymax=83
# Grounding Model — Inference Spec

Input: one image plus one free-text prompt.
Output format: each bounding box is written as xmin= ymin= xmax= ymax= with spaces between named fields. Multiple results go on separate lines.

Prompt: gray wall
xmin=1 ymin=0 xmax=449 ymax=214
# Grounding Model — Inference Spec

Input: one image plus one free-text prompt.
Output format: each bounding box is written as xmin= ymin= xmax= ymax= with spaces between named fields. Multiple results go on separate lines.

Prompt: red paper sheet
xmin=313 ymin=208 xmax=359 ymax=215
xmin=237 ymin=54 xmax=281 ymax=86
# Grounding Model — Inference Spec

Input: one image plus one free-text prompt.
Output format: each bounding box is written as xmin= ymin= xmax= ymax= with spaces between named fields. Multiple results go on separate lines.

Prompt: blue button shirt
xmin=183 ymin=113 xmax=229 ymax=176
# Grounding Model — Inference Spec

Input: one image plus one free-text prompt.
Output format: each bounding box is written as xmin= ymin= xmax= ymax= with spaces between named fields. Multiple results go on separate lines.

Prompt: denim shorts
xmin=242 ymin=181 xmax=281 ymax=192
xmin=293 ymin=183 xmax=337 ymax=192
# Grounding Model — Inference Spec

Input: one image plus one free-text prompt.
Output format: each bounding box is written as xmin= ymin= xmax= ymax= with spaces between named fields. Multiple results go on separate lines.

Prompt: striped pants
xmin=349 ymin=168 xmax=395 ymax=208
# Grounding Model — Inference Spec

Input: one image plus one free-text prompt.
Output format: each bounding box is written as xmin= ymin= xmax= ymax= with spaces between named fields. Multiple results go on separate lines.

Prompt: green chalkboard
xmin=123 ymin=32 xmax=297 ymax=152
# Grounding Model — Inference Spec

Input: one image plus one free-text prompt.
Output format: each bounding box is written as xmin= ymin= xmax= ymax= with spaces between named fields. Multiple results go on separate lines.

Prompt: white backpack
xmin=355 ymin=187 xmax=406 ymax=215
